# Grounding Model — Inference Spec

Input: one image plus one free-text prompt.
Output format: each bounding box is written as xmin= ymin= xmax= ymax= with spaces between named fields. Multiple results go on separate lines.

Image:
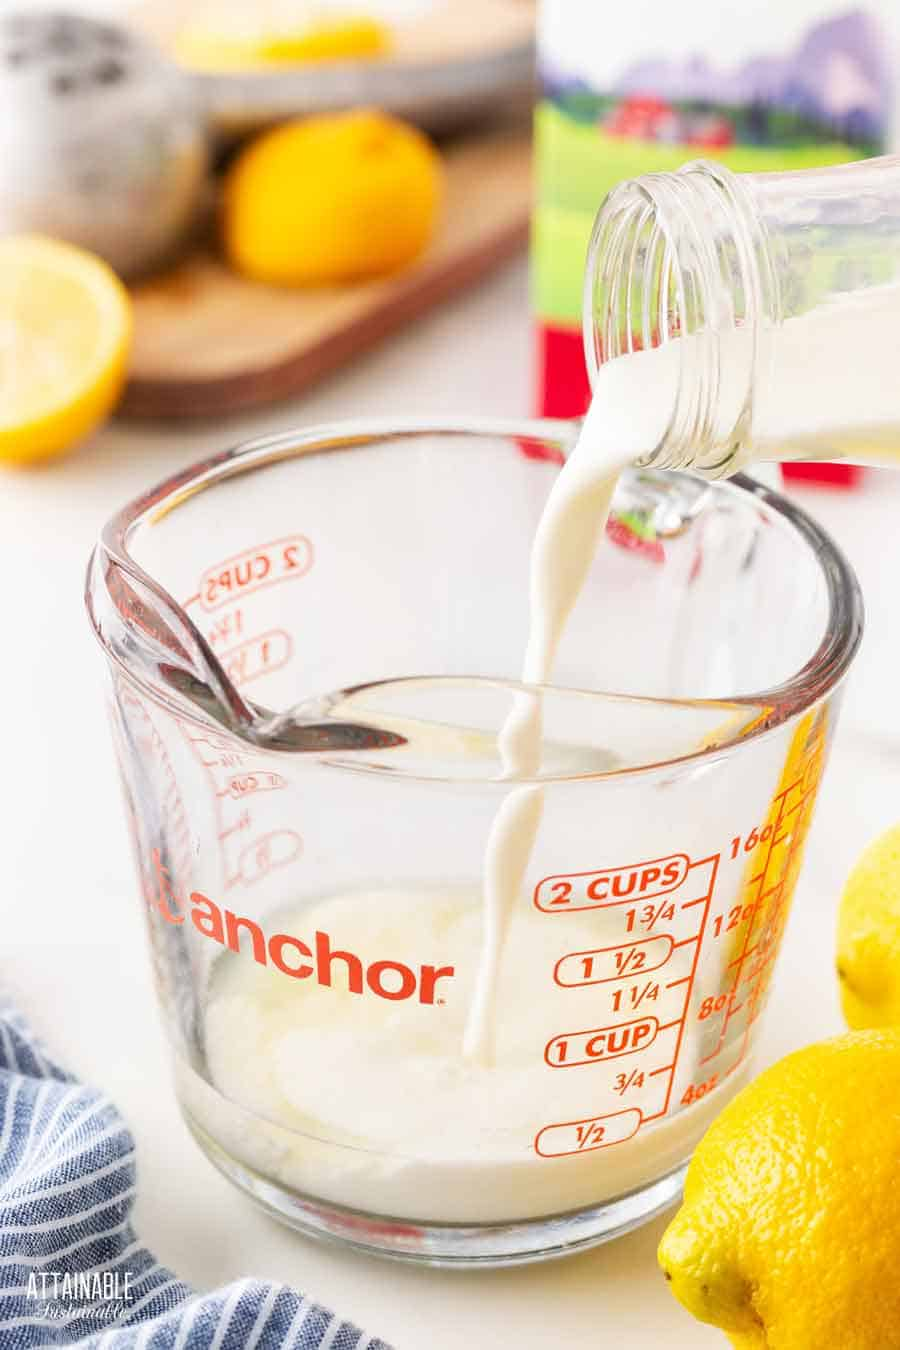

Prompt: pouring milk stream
xmin=463 ymin=348 xmax=680 ymax=1064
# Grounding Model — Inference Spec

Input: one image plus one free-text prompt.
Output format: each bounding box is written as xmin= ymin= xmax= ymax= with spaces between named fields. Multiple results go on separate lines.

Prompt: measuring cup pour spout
xmin=87 ymin=544 xmax=252 ymax=729
xmin=86 ymin=542 xmax=410 ymax=755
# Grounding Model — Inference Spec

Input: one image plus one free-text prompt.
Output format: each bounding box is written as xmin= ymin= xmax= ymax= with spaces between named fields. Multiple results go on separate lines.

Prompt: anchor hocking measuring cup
xmin=86 ymin=420 xmax=862 ymax=1265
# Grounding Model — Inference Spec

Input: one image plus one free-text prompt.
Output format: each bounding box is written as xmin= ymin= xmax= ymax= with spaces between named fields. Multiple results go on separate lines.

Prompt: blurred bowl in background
xmin=133 ymin=0 xmax=536 ymax=138
xmin=0 ymin=11 xmax=209 ymax=279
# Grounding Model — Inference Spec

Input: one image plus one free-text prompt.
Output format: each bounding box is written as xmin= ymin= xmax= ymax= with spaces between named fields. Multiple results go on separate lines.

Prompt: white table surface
xmin=4 ymin=255 xmax=900 ymax=1349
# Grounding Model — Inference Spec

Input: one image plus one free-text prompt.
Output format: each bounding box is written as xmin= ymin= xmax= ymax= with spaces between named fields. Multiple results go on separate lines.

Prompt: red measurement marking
xmin=627 ymin=900 xmax=677 ymax=932
xmin=221 ymin=630 xmax=293 ymax=687
xmin=701 ymin=771 xmax=819 ymax=1067
xmin=681 ymin=1072 xmax=719 ymax=1108
xmin=226 ymin=771 xmax=287 ymax=800
xmin=206 ymin=609 xmax=244 ymax=650
xmin=116 ymin=686 xmax=193 ymax=903
xmin=199 ymin=534 xmax=313 ymax=612
xmin=612 ymin=1069 xmax=645 ymax=1097
xmin=611 ymin=981 xmax=662 ymax=1014
xmin=534 ymin=854 xmax=688 ymax=914
xmin=553 ymin=934 xmax=673 ymax=988
xmin=659 ymin=854 xmax=717 ymax=1115
xmin=219 ymin=809 xmax=251 ymax=839
xmin=189 ymin=732 xmax=241 ymax=755
xmin=545 ymin=1017 xmax=658 ymax=1068
xmin=540 ymin=854 xmax=717 ymax=1126
xmin=534 ymin=1108 xmax=641 ymax=1159
xmin=237 ymin=829 xmax=302 ymax=885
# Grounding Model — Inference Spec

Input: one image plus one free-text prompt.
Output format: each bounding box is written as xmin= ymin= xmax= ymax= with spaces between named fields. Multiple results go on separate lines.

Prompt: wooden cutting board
xmin=123 ymin=128 xmax=532 ymax=419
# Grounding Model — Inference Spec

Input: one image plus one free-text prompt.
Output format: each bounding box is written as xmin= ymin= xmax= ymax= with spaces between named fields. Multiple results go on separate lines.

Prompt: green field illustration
xmin=533 ymin=102 xmax=864 ymax=325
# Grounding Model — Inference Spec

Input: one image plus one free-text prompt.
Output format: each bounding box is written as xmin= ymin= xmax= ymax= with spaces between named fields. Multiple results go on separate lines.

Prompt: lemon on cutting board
xmin=837 ymin=823 xmax=900 ymax=1028
xmin=658 ymin=1031 xmax=900 ymax=1349
xmin=0 ymin=235 xmax=132 ymax=466
xmin=222 ymin=109 xmax=442 ymax=286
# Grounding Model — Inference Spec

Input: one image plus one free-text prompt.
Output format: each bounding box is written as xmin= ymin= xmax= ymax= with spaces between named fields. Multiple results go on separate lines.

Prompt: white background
xmin=539 ymin=0 xmax=900 ymax=87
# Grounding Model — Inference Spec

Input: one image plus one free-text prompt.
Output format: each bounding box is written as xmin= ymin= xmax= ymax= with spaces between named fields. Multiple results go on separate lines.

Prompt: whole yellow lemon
xmin=223 ymin=110 xmax=442 ymax=285
xmin=658 ymin=1030 xmax=900 ymax=1349
xmin=837 ymin=823 xmax=900 ymax=1028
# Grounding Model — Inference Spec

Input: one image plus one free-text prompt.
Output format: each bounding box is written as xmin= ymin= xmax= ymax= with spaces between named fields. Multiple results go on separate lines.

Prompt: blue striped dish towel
xmin=0 ymin=1003 xmax=392 ymax=1349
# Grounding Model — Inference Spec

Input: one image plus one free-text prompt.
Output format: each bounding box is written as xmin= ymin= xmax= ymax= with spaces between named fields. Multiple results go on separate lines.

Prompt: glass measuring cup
xmin=86 ymin=420 xmax=861 ymax=1265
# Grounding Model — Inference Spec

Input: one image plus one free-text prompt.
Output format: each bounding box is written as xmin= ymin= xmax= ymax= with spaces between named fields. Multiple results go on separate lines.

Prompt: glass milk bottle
xmin=583 ymin=155 xmax=900 ymax=474
xmin=534 ymin=0 xmax=898 ymax=443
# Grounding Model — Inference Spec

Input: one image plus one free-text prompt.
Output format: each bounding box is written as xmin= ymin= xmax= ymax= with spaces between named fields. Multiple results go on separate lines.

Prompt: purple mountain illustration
xmin=613 ymin=10 xmax=887 ymax=138
xmin=541 ymin=9 xmax=888 ymax=142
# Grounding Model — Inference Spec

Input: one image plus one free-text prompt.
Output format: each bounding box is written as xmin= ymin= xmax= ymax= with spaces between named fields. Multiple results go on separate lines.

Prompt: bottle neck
xmin=583 ymin=161 xmax=781 ymax=476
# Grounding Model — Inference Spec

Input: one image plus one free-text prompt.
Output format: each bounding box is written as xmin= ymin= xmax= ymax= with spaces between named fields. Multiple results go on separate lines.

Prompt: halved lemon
xmin=0 ymin=235 xmax=132 ymax=466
